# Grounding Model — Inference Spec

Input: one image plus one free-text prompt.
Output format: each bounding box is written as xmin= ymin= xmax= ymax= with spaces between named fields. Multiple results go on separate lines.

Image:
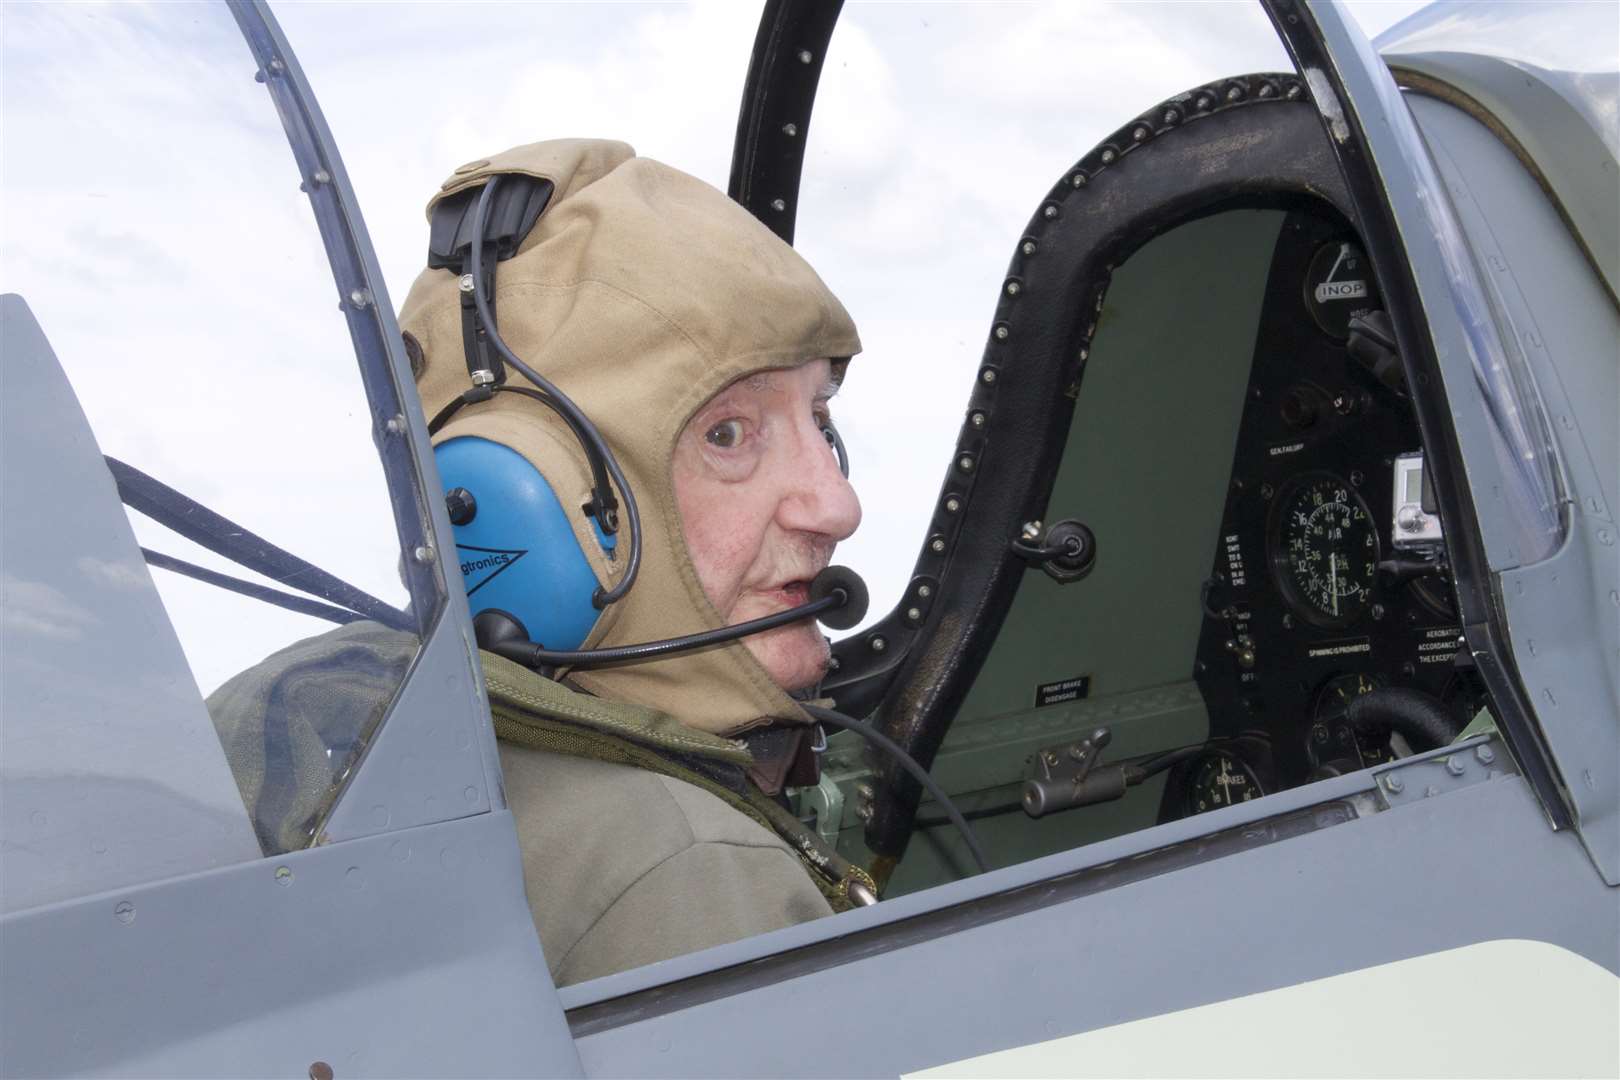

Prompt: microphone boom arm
xmin=480 ymin=565 xmax=869 ymax=670
xmin=488 ymin=591 xmax=843 ymax=669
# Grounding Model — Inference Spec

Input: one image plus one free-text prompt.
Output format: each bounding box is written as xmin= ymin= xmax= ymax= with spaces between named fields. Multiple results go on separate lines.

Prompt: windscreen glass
xmin=269 ymin=1 xmax=1415 ymax=631
xmin=1 ymin=3 xmax=428 ymax=885
xmin=791 ymin=2 xmax=1301 ymax=626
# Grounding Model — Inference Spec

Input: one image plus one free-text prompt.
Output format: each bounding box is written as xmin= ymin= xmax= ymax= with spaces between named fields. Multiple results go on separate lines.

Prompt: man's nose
xmin=779 ymin=422 xmax=862 ymax=542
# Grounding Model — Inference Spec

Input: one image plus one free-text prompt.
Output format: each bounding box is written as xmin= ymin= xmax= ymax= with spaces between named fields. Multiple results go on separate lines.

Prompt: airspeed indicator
xmin=1269 ymin=473 xmax=1379 ymax=628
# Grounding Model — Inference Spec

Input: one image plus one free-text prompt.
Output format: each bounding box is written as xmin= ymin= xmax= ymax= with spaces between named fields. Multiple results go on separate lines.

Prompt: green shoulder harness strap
xmin=480 ymin=650 xmax=877 ymax=912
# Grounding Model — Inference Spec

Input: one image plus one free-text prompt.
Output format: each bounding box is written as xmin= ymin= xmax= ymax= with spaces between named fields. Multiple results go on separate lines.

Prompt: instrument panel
xmin=1174 ymin=210 xmax=1486 ymax=815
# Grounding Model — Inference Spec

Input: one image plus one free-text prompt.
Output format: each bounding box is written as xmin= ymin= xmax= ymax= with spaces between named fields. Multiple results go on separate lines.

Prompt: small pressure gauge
xmin=1304 ymin=240 xmax=1381 ymax=340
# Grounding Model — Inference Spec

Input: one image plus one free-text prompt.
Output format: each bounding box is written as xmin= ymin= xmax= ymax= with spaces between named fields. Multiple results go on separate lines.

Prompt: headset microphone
xmin=805 ymin=565 xmax=867 ymax=631
xmin=477 ymin=565 xmax=868 ymax=671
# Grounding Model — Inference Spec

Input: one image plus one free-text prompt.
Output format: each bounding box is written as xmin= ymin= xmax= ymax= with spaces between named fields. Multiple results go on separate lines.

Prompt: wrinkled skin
xmin=673 ymin=359 xmax=861 ymax=692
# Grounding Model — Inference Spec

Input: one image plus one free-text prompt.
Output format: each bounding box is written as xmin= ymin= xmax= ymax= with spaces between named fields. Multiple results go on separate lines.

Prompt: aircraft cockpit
xmin=796 ymin=63 xmax=1492 ymax=893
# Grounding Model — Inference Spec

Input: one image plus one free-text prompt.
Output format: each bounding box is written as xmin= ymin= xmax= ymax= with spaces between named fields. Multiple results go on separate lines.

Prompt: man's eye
xmin=705 ymin=419 xmax=746 ymax=449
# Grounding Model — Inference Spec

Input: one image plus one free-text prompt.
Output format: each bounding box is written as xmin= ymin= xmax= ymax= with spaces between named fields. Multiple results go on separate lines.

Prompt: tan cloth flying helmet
xmin=398 ymin=139 xmax=861 ymax=737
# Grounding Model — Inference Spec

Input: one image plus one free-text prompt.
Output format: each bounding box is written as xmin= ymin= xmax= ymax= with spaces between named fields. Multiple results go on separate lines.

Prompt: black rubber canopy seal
xmin=728 ymin=0 xmax=843 ymax=243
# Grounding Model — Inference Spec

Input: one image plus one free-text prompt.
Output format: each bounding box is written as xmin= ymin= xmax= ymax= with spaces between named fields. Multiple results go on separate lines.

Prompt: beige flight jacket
xmin=499 ymin=742 xmax=831 ymax=985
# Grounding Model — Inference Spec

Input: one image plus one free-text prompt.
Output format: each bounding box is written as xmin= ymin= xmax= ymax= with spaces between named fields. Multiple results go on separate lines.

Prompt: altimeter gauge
xmin=1269 ymin=472 xmax=1380 ymax=628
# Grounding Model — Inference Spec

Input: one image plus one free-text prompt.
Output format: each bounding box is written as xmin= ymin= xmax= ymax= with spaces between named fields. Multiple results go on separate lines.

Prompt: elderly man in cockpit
xmin=396 ymin=139 xmax=871 ymax=985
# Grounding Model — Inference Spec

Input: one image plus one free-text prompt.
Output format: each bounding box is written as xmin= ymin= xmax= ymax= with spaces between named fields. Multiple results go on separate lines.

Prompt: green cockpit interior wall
xmin=833 ymin=208 xmax=1287 ymax=892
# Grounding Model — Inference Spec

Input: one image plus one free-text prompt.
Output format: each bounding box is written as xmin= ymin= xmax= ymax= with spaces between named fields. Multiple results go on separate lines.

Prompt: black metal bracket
xmin=426 ymin=177 xmax=555 ymax=388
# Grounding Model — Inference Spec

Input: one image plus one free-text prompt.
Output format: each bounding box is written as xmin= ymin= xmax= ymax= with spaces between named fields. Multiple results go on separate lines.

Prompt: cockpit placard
xmin=1035 ymin=675 xmax=1092 ymax=708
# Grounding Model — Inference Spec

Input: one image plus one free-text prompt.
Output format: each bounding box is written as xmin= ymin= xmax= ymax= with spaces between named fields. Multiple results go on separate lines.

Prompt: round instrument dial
xmin=1185 ymin=750 xmax=1264 ymax=815
xmin=1304 ymin=239 xmax=1381 ymax=340
xmin=1270 ymin=473 xmax=1379 ymax=628
xmin=1312 ymin=673 xmax=1395 ymax=767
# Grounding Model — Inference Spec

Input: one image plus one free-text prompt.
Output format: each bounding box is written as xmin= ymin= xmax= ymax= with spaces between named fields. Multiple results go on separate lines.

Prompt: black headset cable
xmin=467 ymin=177 xmax=643 ymax=607
xmin=801 ymin=703 xmax=990 ymax=876
xmin=485 ymin=589 xmax=843 ymax=670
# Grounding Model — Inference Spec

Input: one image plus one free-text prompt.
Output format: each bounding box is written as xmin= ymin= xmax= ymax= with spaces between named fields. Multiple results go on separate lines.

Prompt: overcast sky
xmin=3 ymin=0 xmax=1430 ymax=692
xmin=283 ymin=0 xmax=1426 ymax=631
xmin=277 ymin=0 xmax=1428 ymax=624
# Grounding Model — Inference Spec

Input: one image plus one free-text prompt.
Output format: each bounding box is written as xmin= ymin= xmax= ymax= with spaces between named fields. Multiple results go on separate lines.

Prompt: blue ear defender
xmin=434 ymin=436 xmax=613 ymax=651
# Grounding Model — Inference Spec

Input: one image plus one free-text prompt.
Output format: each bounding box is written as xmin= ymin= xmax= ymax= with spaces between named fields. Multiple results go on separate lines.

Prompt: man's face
xmin=673 ymin=358 xmax=861 ymax=692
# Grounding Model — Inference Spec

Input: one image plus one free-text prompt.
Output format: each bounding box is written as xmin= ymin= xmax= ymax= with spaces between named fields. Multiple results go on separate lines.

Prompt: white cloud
xmin=74 ymin=556 xmax=149 ymax=592
xmin=1 ymin=577 xmax=98 ymax=643
xmin=811 ymin=16 xmax=907 ymax=175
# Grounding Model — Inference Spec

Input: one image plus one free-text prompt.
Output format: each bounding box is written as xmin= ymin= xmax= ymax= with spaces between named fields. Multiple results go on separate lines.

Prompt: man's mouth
xmin=776 ymin=579 xmax=811 ymax=606
xmin=758 ymin=576 xmax=815 ymax=611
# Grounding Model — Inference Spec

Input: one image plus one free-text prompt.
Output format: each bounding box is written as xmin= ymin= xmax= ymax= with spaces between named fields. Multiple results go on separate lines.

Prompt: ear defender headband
xmin=422 ymin=173 xmax=860 ymax=664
